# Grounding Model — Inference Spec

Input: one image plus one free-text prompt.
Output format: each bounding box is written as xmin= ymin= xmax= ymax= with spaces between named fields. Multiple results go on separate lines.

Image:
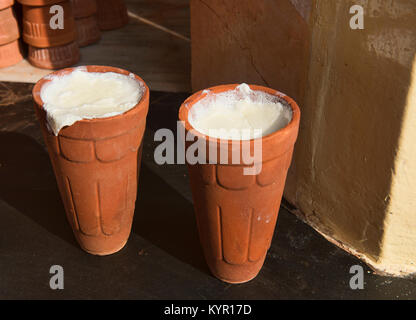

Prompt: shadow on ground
xmin=0 ymin=131 xmax=77 ymax=248
xmin=133 ymin=163 xmax=210 ymax=276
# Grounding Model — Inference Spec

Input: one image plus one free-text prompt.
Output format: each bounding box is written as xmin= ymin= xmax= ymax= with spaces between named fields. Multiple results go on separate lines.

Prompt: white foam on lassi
xmin=188 ymin=84 xmax=292 ymax=140
xmin=40 ymin=68 xmax=145 ymax=135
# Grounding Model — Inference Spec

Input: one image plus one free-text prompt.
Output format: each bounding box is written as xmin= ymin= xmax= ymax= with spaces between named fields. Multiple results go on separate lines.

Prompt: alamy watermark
xmin=349 ymin=5 xmax=364 ymax=30
xmin=154 ymin=121 xmax=263 ymax=175
xmin=49 ymin=5 xmax=64 ymax=30
xmin=349 ymin=265 xmax=364 ymax=290
xmin=49 ymin=265 xmax=64 ymax=290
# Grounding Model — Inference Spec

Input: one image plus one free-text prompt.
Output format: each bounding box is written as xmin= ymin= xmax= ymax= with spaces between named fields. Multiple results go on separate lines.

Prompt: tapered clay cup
xmin=17 ymin=0 xmax=65 ymax=5
xmin=32 ymin=65 xmax=149 ymax=255
xmin=0 ymin=39 xmax=23 ymax=68
xmin=29 ymin=41 xmax=80 ymax=69
xmin=71 ymin=0 xmax=97 ymax=18
xmin=22 ymin=0 xmax=76 ymax=47
xmin=96 ymin=0 xmax=128 ymax=31
xmin=75 ymin=15 xmax=101 ymax=47
xmin=0 ymin=0 xmax=14 ymax=10
xmin=0 ymin=7 xmax=20 ymax=45
xmin=179 ymin=84 xmax=300 ymax=283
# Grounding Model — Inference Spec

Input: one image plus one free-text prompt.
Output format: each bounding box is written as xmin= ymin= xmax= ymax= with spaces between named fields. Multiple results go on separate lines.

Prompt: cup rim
xmin=32 ymin=65 xmax=150 ymax=126
xmin=178 ymin=83 xmax=301 ymax=144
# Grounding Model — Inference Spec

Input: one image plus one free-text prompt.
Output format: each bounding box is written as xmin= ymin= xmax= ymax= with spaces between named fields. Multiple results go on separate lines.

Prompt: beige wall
xmin=284 ymin=0 xmax=416 ymax=276
xmin=191 ymin=0 xmax=310 ymax=106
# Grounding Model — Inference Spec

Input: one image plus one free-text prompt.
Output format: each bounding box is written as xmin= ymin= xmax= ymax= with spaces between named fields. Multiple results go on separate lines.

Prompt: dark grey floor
xmin=0 ymin=82 xmax=415 ymax=299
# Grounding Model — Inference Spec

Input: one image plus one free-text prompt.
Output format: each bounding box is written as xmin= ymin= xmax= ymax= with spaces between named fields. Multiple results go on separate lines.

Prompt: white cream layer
xmin=188 ymin=84 xmax=292 ymax=140
xmin=40 ymin=68 xmax=145 ymax=135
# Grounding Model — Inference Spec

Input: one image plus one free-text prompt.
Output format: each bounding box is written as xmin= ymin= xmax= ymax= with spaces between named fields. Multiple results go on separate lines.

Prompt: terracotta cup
xmin=17 ymin=0 xmax=65 ymax=5
xmin=22 ymin=0 xmax=76 ymax=47
xmin=0 ymin=39 xmax=23 ymax=68
xmin=75 ymin=15 xmax=100 ymax=47
xmin=71 ymin=0 xmax=97 ymax=18
xmin=0 ymin=7 xmax=20 ymax=45
xmin=32 ymin=65 xmax=150 ymax=255
xmin=178 ymin=84 xmax=301 ymax=283
xmin=28 ymin=41 xmax=79 ymax=69
xmin=0 ymin=0 xmax=14 ymax=10
xmin=96 ymin=0 xmax=128 ymax=31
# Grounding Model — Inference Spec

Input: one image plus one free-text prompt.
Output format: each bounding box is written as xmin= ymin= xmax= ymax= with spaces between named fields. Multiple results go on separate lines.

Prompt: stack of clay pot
xmin=18 ymin=0 xmax=79 ymax=69
xmin=0 ymin=0 xmax=23 ymax=68
xmin=96 ymin=0 xmax=128 ymax=31
xmin=71 ymin=0 xmax=100 ymax=47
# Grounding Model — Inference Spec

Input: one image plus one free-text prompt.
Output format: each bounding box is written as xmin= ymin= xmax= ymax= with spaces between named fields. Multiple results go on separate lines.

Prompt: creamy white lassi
xmin=40 ymin=68 xmax=145 ymax=135
xmin=188 ymin=84 xmax=292 ymax=140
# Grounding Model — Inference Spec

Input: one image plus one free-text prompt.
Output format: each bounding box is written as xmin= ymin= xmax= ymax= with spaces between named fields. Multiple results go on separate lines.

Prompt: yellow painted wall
xmin=285 ymin=0 xmax=416 ymax=276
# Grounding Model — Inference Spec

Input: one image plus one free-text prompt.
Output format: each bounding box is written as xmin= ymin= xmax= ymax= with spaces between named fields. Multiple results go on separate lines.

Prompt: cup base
xmin=212 ymin=272 xmax=260 ymax=284
xmin=77 ymin=238 xmax=128 ymax=256
xmin=206 ymin=254 xmax=267 ymax=284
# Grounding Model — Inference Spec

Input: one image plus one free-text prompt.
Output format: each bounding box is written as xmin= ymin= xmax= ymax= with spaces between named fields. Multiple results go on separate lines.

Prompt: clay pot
xmin=32 ymin=66 xmax=149 ymax=255
xmin=17 ymin=0 xmax=64 ymax=6
xmin=178 ymin=84 xmax=301 ymax=283
xmin=71 ymin=0 xmax=97 ymax=18
xmin=0 ymin=0 xmax=14 ymax=10
xmin=0 ymin=39 xmax=23 ymax=68
xmin=0 ymin=7 xmax=20 ymax=46
xmin=96 ymin=0 xmax=128 ymax=31
xmin=28 ymin=41 xmax=79 ymax=69
xmin=75 ymin=15 xmax=100 ymax=47
xmin=22 ymin=0 xmax=76 ymax=47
